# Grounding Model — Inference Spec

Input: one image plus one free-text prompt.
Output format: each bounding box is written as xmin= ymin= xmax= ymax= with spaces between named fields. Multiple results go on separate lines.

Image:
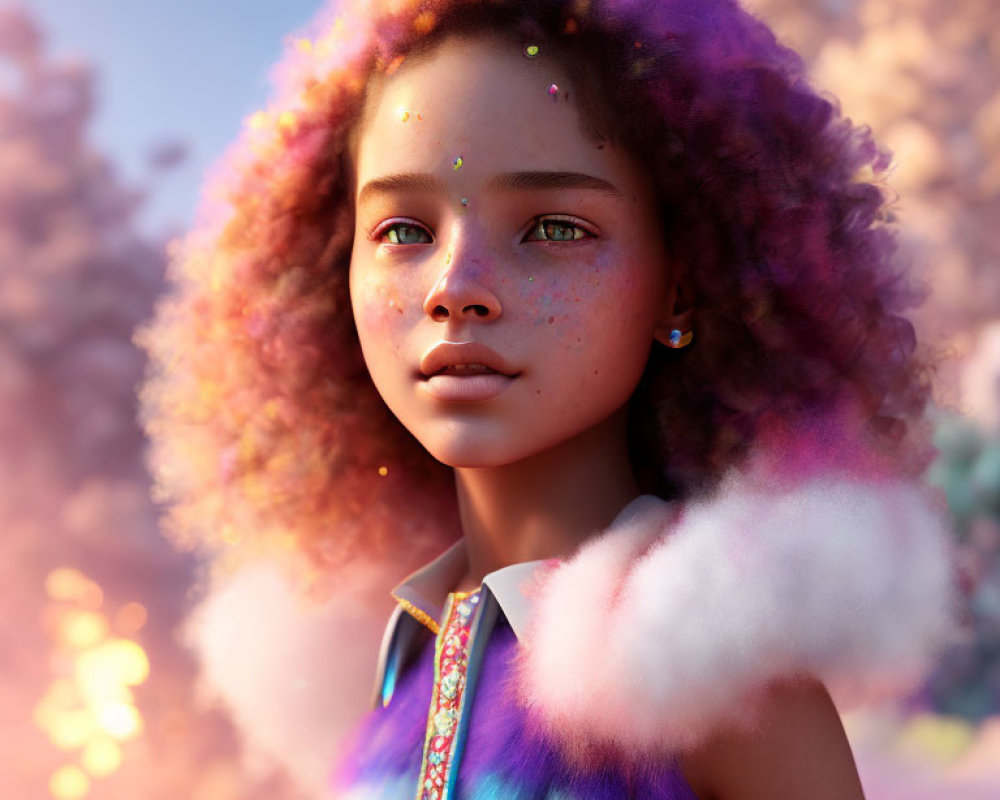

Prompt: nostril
xmin=425 ymin=299 xmax=499 ymax=322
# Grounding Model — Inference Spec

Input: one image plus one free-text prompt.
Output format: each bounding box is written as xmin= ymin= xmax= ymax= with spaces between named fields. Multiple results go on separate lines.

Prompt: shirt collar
xmin=390 ymin=536 xmax=547 ymax=640
xmin=390 ymin=493 xmax=667 ymax=640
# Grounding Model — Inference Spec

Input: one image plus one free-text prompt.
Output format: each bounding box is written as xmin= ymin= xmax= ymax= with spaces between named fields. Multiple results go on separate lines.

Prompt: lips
xmin=419 ymin=342 xmax=519 ymax=379
xmin=418 ymin=342 xmax=520 ymax=402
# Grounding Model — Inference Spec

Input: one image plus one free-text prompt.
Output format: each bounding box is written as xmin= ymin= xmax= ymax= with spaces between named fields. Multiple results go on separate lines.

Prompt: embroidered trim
xmin=413 ymin=587 xmax=482 ymax=800
xmin=394 ymin=595 xmax=441 ymax=636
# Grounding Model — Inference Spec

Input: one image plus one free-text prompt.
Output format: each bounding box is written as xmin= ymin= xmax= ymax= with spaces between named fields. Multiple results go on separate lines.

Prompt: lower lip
xmin=420 ymin=373 xmax=517 ymax=401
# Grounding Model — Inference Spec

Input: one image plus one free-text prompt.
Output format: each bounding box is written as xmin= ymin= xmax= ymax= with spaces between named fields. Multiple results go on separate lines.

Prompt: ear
xmin=652 ymin=271 xmax=695 ymax=347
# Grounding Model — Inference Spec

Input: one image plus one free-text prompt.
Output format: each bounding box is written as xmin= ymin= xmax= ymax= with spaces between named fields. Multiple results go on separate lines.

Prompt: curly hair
xmin=137 ymin=0 xmax=932 ymax=576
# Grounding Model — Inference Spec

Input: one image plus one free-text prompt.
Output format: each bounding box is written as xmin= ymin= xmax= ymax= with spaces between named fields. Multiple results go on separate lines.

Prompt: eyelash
xmin=523 ymin=216 xmax=596 ymax=243
xmin=369 ymin=215 xmax=596 ymax=245
xmin=370 ymin=218 xmax=433 ymax=245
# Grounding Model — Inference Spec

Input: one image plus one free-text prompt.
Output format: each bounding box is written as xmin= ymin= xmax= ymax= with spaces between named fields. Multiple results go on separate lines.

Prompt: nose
xmin=422 ymin=244 xmax=502 ymax=323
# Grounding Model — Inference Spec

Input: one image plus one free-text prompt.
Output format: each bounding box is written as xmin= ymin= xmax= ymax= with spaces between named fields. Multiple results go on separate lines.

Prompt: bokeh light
xmin=81 ymin=737 xmax=123 ymax=778
xmin=57 ymin=610 xmax=110 ymax=649
xmin=45 ymin=569 xmax=104 ymax=610
xmin=48 ymin=766 xmax=90 ymax=800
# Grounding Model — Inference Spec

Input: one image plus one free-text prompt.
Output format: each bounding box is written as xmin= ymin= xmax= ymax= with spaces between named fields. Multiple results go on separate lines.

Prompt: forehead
xmin=354 ymin=35 xmax=646 ymax=194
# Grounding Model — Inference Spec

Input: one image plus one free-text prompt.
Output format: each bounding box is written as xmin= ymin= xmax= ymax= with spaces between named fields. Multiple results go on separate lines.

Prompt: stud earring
xmin=666 ymin=328 xmax=693 ymax=349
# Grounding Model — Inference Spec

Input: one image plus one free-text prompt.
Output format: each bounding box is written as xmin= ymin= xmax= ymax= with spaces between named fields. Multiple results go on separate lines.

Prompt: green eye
xmin=526 ymin=218 xmax=591 ymax=242
xmin=381 ymin=223 xmax=432 ymax=245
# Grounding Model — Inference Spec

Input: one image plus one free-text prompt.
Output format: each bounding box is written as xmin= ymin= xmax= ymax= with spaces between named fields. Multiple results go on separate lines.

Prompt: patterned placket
xmin=413 ymin=586 xmax=483 ymax=800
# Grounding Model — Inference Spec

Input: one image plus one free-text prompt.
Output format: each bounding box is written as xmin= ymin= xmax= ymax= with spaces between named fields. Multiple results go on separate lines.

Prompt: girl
xmin=138 ymin=0 xmax=957 ymax=797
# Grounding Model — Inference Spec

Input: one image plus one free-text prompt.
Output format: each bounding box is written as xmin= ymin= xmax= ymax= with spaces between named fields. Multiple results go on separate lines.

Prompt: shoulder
xmin=678 ymin=676 xmax=865 ymax=800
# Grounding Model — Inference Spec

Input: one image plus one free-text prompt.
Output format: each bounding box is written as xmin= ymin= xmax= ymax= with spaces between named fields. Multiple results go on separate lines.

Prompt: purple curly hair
xmin=137 ymin=0 xmax=931 ymax=576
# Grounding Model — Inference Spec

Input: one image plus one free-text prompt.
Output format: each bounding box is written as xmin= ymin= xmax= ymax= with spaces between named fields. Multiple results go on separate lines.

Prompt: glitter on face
xmin=377 ymin=466 xmax=389 ymax=476
xmin=400 ymin=110 xmax=411 ymax=122
xmin=452 ymin=156 xmax=463 ymax=170
xmin=460 ymin=198 xmax=468 ymax=207
xmin=524 ymin=44 xmax=540 ymax=58
xmin=547 ymin=83 xmax=559 ymax=100
xmin=352 ymin=35 xmax=672 ymax=472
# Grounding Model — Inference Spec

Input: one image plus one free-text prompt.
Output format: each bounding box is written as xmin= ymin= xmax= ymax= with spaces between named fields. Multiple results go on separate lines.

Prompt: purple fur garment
xmin=333 ymin=617 xmax=699 ymax=799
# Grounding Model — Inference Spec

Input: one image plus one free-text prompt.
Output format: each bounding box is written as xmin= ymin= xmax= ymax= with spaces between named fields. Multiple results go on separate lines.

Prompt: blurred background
xmin=1 ymin=0 xmax=998 ymax=798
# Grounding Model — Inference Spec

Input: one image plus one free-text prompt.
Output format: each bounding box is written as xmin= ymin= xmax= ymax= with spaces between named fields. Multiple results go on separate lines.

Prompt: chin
xmin=418 ymin=425 xmax=584 ymax=471
xmin=414 ymin=426 xmax=536 ymax=470
xmin=423 ymin=441 xmax=523 ymax=470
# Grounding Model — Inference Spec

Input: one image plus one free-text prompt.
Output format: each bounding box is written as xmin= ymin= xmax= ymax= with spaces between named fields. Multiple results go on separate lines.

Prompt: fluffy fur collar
xmin=518 ymin=470 xmax=959 ymax=759
xmin=188 ymin=466 xmax=958 ymax=796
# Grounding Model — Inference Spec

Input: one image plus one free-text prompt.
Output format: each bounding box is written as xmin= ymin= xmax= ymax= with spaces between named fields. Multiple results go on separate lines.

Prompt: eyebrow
xmin=486 ymin=171 xmax=622 ymax=197
xmin=357 ymin=170 xmax=623 ymax=206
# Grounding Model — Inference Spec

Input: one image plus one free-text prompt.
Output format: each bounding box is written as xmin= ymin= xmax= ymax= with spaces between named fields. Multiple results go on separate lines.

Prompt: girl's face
xmin=350 ymin=35 xmax=676 ymax=468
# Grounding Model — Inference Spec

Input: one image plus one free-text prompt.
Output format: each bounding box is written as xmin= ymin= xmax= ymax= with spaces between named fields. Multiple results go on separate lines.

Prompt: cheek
xmin=352 ymin=271 xmax=409 ymax=337
xmin=514 ymin=252 xmax=652 ymax=340
xmin=350 ymin=271 xmax=413 ymax=380
xmin=513 ymin=278 xmax=585 ymax=344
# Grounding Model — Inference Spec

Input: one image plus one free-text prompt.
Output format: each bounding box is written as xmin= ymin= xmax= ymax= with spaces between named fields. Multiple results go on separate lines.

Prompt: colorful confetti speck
xmin=413 ymin=10 xmax=437 ymax=33
xmin=385 ymin=55 xmax=405 ymax=75
xmin=524 ymin=44 xmax=540 ymax=58
xmin=548 ymin=83 xmax=559 ymax=100
xmin=452 ymin=156 xmax=463 ymax=170
xmin=400 ymin=110 xmax=410 ymax=122
xmin=460 ymin=198 xmax=468 ymax=206
xmin=378 ymin=466 xmax=389 ymax=476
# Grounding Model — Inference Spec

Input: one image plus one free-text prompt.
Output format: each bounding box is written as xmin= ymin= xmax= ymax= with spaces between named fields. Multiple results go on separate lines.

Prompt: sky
xmin=20 ymin=0 xmax=322 ymax=237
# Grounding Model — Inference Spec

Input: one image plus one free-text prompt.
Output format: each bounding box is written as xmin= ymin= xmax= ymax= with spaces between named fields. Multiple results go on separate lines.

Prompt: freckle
xmin=548 ymin=316 xmax=554 ymax=324
xmin=574 ymin=297 xmax=580 ymax=302
xmin=536 ymin=390 xmax=542 ymax=395
xmin=594 ymin=369 xmax=599 ymax=375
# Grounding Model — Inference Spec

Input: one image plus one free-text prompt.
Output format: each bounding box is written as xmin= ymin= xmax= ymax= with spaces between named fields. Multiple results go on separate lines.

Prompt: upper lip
xmin=419 ymin=342 xmax=520 ymax=378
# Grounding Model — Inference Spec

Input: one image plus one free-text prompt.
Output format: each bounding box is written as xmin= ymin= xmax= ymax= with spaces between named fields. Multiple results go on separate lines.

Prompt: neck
xmin=451 ymin=407 xmax=640 ymax=592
